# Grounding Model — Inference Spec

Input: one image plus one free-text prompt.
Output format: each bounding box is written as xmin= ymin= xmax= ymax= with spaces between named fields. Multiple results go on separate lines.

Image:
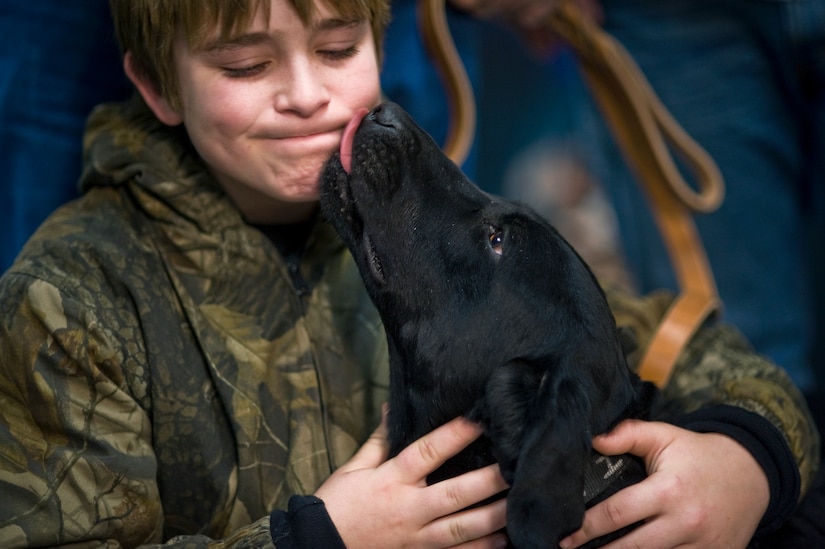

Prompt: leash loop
xmin=417 ymin=0 xmax=477 ymax=167
xmin=417 ymin=0 xmax=724 ymax=387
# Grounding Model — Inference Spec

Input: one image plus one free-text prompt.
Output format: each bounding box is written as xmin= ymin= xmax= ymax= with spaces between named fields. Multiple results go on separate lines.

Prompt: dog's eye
xmin=488 ymin=226 xmax=504 ymax=256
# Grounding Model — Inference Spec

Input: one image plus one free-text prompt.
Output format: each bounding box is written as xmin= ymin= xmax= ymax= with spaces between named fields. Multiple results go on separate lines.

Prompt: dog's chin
xmin=320 ymin=156 xmax=388 ymax=288
xmin=320 ymin=154 xmax=352 ymax=217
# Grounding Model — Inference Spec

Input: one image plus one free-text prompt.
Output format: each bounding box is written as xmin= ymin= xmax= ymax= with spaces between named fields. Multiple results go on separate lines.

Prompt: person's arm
xmin=558 ymin=289 xmax=820 ymax=549
xmin=608 ymin=288 xmax=819 ymax=494
xmin=0 ymin=274 xmax=166 ymax=547
xmin=0 ymin=274 xmax=509 ymax=549
xmin=0 ymin=270 xmax=321 ymax=549
xmin=270 ymin=416 xmax=510 ymax=549
xmin=0 ymin=274 xmax=277 ymax=549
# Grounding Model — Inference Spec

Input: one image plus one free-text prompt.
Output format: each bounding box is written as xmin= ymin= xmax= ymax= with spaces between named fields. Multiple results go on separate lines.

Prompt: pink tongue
xmin=340 ymin=108 xmax=369 ymax=174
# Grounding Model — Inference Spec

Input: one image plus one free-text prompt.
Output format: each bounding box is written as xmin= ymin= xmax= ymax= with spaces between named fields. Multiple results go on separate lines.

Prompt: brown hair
xmin=110 ymin=0 xmax=391 ymax=110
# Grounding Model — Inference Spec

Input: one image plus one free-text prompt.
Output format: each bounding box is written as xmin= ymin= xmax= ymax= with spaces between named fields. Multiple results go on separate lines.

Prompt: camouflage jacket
xmin=0 ymin=99 xmax=818 ymax=548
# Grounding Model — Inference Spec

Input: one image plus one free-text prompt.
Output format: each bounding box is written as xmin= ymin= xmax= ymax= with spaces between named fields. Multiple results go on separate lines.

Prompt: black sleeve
xmin=269 ymin=495 xmax=347 ymax=548
xmin=677 ymin=404 xmax=800 ymax=535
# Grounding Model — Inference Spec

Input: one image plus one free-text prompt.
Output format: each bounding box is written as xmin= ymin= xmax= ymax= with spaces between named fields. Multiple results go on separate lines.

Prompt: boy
xmin=0 ymin=0 xmax=818 ymax=547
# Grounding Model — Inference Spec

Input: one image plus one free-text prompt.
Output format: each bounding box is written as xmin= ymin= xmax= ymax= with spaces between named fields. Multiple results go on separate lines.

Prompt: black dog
xmin=320 ymin=102 xmax=658 ymax=548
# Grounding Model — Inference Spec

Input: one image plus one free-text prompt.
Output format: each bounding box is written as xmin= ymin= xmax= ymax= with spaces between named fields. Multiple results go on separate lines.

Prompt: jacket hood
xmin=80 ymin=95 xmax=244 ymax=235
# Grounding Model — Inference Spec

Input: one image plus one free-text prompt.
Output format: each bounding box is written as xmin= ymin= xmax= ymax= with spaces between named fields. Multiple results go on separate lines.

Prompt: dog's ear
xmin=474 ymin=360 xmax=592 ymax=548
xmin=469 ymin=360 xmax=536 ymax=483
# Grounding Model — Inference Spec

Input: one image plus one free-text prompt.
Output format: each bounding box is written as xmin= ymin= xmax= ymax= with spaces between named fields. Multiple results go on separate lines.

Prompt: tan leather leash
xmin=418 ymin=0 xmax=724 ymax=387
xmin=417 ymin=0 xmax=477 ymax=166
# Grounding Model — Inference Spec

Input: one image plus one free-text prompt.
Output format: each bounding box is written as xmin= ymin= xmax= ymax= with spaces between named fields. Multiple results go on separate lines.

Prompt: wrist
xmin=678 ymin=404 xmax=800 ymax=533
xmin=270 ymin=495 xmax=346 ymax=549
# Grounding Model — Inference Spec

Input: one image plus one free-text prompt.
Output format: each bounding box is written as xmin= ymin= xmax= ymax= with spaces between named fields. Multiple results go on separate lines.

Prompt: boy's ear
xmin=123 ymin=51 xmax=183 ymax=126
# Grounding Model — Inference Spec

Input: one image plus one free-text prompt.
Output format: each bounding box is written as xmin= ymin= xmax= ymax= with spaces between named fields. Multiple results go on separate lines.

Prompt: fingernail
xmin=559 ymin=537 xmax=573 ymax=548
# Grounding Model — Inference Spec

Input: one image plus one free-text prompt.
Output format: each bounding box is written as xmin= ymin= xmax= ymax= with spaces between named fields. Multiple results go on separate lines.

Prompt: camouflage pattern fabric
xmin=607 ymin=288 xmax=820 ymax=492
xmin=0 ymin=98 xmax=389 ymax=548
xmin=0 ymin=99 xmax=818 ymax=548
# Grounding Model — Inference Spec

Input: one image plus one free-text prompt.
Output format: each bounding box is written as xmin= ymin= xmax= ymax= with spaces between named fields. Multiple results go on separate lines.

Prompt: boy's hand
xmin=316 ymin=414 xmax=509 ymax=548
xmin=559 ymin=420 xmax=769 ymax=549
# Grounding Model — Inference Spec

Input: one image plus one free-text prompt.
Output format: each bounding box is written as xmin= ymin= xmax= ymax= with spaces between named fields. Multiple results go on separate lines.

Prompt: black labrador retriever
xmin=320 ymin=102 xmax=659 ymax=548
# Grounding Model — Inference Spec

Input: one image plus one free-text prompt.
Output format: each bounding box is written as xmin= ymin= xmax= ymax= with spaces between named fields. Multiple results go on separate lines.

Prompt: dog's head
xmin=321 ymin=102 xmax=655 ymax=547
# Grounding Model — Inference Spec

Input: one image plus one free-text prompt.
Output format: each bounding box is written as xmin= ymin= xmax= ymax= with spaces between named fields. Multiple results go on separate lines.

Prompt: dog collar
xmin=582 ymin=451 xmax=646 ymax=506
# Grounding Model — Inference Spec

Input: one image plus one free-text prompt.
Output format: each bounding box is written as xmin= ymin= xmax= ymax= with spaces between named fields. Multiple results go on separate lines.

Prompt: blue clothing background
xmin=0 ymin=2 xmax=131 ymax=272
xmin=381 ymin=0 xmax=587 ymax=193
xmin=381 ymin=1 xmax=483 ymax=180
xmin=578 ymin=0 xmax=825 ymax=397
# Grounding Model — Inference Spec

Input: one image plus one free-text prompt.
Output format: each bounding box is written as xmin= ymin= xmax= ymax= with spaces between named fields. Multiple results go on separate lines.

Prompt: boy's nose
xmin=274 ymin=60 xmax=330 ymax=115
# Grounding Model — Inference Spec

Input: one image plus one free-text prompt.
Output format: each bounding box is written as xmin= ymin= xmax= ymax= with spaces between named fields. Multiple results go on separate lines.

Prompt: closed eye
xmin=488 ymin=225 xmax=504 ymax=256
xmin=319 ymin=46 xmax=360 ymax=61
xmin=223 ymin=62 xmax=270 ymax=78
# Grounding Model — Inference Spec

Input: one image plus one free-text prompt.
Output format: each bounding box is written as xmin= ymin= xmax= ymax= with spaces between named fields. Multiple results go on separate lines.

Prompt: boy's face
xmin=151 ymin=0 xmax=382 ymax=224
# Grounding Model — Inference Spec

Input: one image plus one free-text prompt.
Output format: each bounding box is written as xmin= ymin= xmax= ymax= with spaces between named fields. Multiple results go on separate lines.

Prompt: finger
xmin=559 ymin=479 xmax=661 ymax=548
xmin=452 ymin=532 xmax=509 ymax=549
xmin=592 ymin=519 xmax=679 ymax=549
xmin=426 ymin=463 xmax=509 ymax=518
xmin=392 ymin=416 xmax=484 ymax=482
xmin=514 ymin=0 xmax=560 ymax=29
xmin=335 ymin=405 xmax=390 ymax=473
xmin=592 ymin=420 xmax=675 ymax=464
xmin=423 ymin=495 xmax=508 ymax=548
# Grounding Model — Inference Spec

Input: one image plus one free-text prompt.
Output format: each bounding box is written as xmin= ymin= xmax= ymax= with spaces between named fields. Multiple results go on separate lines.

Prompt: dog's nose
xmin=368 ymin=102 xmax=405 ymax=129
